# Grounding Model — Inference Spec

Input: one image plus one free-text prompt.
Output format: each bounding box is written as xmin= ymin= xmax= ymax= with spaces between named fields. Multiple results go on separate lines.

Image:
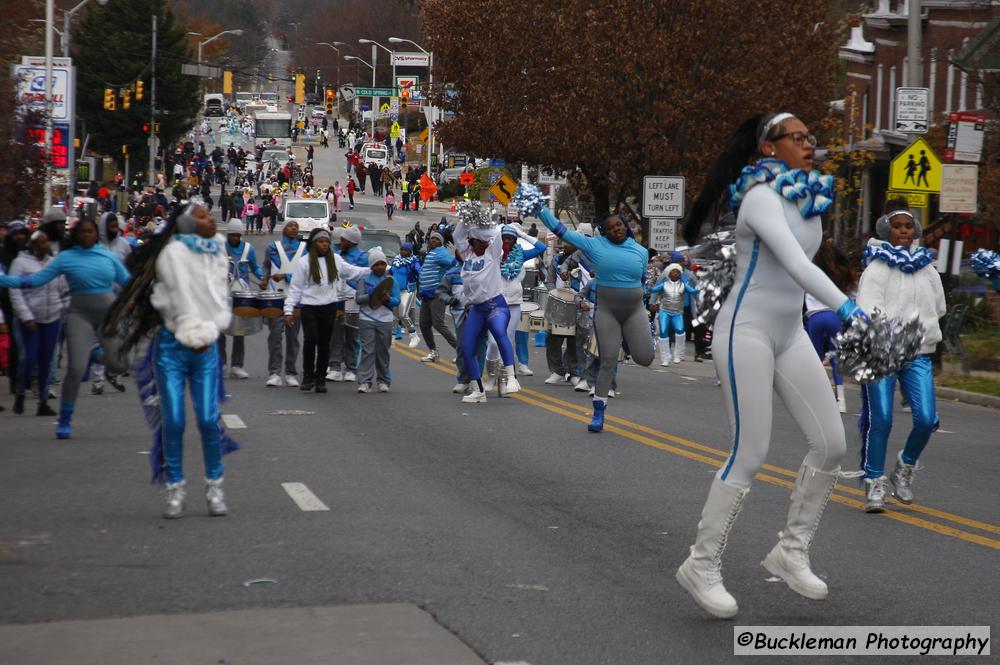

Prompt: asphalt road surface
xmin=1 ymin=66 xmax=998 ymax=664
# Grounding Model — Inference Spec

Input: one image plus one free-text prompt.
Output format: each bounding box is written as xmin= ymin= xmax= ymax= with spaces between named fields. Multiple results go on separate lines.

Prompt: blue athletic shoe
xmin=56 ymin=401 xmax=75 ymax=440
xmin=588 ymin=399 xmax=606 ymax=433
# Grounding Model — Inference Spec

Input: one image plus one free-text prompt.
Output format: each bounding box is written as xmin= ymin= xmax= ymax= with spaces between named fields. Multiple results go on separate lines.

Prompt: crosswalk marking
xmin=281 ymin=482 xmax=330 ymax=511
xmin=222 ymin=414 xmax=246 ymax=429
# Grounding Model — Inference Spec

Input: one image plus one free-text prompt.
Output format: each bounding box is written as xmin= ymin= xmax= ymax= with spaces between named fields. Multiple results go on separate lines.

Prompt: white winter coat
xmin=857 ymin=239 xmax=946 ymax=354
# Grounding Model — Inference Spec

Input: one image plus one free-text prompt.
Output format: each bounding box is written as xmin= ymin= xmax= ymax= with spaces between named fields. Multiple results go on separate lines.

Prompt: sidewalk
xmin=0 ymin=605 xmax=486 ymax=665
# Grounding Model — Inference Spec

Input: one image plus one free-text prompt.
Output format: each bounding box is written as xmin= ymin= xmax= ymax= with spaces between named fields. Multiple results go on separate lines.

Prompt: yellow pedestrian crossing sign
xmin=889 ymin=137 xmax=942 ymax=193
xmin=380 ymin=102 xmax=390 ymax=113
xmin=390 ymin=121 xmax=400 ymax=139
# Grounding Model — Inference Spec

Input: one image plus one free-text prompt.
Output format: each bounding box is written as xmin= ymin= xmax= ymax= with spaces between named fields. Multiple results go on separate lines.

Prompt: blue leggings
xmin=460 ymin=295 xmax=514 ymax=380
xmin=155 ymin=327 xmax=224 ymax=484
xmin=515 ymin=330 xmax=530 ymax=365
xmin=859 ymin=354 xmax=938 ymax=478
xmin=13 ymin=319 xmax=61 ymax=399
xmin=806 ymin=310 xmax=842 ymax=386
xmin=657 ymin=310 xmax=684 ymax=338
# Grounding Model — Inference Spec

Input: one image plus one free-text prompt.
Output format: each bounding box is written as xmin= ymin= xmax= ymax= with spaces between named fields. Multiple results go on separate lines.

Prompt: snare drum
xmin=258 ymin=292 xmax=285 ymax=318
xmin=544 ymin=287 xmax=577 ymax=329
xmin=530 ymin=286 xmax=548 ymax=312
xmin=231 ymin=291 xmax=261 ymax=318
xmin=529 ymin=313 xmax=548 ymax=331
xmin=522 ymin=266 xmax=539 ymax=289
xmin=518 ymin=302 xmax=540 ymax=332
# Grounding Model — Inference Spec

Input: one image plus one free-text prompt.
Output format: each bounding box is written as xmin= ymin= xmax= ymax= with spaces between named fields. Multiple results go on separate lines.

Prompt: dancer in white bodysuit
xmin=675 ymin=112 xmax=866 ymax=618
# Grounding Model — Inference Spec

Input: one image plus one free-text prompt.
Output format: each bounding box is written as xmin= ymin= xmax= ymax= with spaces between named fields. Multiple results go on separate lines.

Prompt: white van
xmin=283 ymin=198 xmax=331 ymax=238
xmin=359 ymin=141 xmax=389 ymax=169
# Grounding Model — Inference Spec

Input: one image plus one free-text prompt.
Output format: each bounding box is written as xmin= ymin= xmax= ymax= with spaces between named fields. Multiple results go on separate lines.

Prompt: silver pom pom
xmin=511 ymin=183 xmax=549 ymax=218
xmin=970 ymin=249 xmax=1000 ymax=279
xmin=832 ymin=309 xmax=924 ymax=384
xmin=456 ymin=201 xmax=494 ymax=229
xmin=693 ymin=245 xmax=737 ymax=328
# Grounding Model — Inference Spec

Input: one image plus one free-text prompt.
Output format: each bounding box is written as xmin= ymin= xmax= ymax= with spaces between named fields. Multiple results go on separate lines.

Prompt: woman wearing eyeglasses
xmin=856 ymin=200 xmax=945 ymax=513
xmin=676 ymin=113 xmax=866 ymax=619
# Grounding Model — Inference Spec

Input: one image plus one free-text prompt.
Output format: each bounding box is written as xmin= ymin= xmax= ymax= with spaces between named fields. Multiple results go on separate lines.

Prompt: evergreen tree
xmin=73 ymin=0 xmax=199 ymax=168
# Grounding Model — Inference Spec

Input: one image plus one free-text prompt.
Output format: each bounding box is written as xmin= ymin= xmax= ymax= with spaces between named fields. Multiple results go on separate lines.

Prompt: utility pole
xmin=147 ymin=14 xmax=156 ymax=188
xmin=44 ymin=0 xmax=54 ymax=208
xmin=907 ymin=0 xmax=922 ymax=87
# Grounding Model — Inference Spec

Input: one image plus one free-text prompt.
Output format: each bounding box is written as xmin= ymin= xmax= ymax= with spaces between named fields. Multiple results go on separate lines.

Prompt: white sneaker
xmin=377 ymin=382 xmax=390 ymax=393
xmin=408 ymin=332 xmax=421 ymax=348
xmin=452 ymin=382 xmax=469 ymax=394
xmin=265 ymin=374 xmax=282 ymax=387
xmin=544 ymin=372 xmax=564 ymax=385
xmin=357 ymin=383 xmax=370 ymax=393
xmin=328 ymin=369 xmax=343 ymax=382
xmin=516 ymin=363 xmax=534 ymax=376
xmin=569 ymin=376 xmax=580 ymax=386
xmin=343 ymin=371 xmax=356 ymax=382
xmin=462 ymin=388 xmax=487 ymax=403
xmin=608 ymin=390 xmax=616 ymax=398
xmin=230 ymin=367 xmax=249 ymax=380
xmin=284 ymin=374 xmax=299 ymax=387
xmin=421 ymin=350 xmax=439 ymax=362
xmin=574 ymin=379 xmax=590 ymax=392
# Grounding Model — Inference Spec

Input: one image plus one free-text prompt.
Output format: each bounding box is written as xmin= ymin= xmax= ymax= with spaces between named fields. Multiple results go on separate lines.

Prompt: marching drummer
xmin=543 ymin=239 xmax=580 ymax=386
xmin=264 ymin=220 xmax=306 ymax=387
xmin=220 ymin=219 xmax=265 ymax=380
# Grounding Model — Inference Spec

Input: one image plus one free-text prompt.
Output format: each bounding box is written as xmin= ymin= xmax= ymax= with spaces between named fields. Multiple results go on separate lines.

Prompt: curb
xmin=935 ymin=386 xmax=1000 ymax=410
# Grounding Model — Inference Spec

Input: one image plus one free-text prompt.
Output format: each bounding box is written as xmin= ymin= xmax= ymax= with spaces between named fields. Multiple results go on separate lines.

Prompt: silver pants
xmin=266 ymin=315 xmax=300 ymax=375
xmin=62 ymin=294 xmax=125 ymax=404
xmin=358 ymin=320 xmax=393 ymax=386
xmin=592 ymin=286 xmax=654 ymax=397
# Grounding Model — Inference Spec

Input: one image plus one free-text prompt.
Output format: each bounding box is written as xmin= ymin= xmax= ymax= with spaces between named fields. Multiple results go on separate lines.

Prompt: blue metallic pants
xmin=155 ymin=327 xmax=223 ymax=484
xmin=657 ymin=310 xmax=684 ymax=338
xmin=859 ymin=354 xmax=938 ymax=479
xmin=515 ymin=330 xmax=530 ymax=365
xmin=460 ymin=295 xmax=514 ymax=380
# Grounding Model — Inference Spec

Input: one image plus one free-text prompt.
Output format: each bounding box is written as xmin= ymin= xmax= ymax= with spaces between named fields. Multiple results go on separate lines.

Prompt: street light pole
xmin=344 ymin=55 xmax=375 ymax=135
xmin=360 ymin=38 xmax=395 ymax=97
xmin=389 ymin=37 xmax=433 ymax=175
xmin=44 ymin=0 xmax=54 ymax=208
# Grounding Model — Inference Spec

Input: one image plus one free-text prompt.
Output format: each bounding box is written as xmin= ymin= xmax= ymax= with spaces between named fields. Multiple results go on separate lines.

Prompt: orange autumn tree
xmin=423 ymin=0 xmax=840 ymax=218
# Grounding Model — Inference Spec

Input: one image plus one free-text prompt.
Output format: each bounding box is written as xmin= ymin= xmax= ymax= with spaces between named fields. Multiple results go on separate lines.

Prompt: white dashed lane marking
xmin=281 ymin=482 xmax=330 ymax=511
xmin=222 ymin=414 xmax=246 ymax=429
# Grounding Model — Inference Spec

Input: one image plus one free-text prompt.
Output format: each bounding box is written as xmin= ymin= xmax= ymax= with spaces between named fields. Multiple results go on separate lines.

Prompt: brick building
xmin=837 ymin=0 xmax=999 ymax=241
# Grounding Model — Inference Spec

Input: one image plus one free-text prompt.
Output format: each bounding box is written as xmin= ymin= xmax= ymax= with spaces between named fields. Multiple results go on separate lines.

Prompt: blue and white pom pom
xmin=456 ymin=201 xmax=494 ymax=229
xmin=693 ymin=244 xmax=737 ymax=328
xmin=970 ymin=249 xmax=1000 ymax=279
xmin=832 ymin=309 xmax=924 ymax=383
xmin=511 ymin=183 xmax=549 ymax=219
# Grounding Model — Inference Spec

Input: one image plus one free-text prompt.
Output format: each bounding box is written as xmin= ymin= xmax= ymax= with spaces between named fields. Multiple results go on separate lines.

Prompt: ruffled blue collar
xmin=176 ymin=233 xmax=222 ymax=255
xmin=862 ymin=241 xmax=934 ymax=273
xmin=500 ymin=244 xmax=524 ymax=280
xmin=729 ymin=158 xmax=835 ymax=218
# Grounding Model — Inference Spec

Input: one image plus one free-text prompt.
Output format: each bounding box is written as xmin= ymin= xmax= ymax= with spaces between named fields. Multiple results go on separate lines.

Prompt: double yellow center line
xmin=392 ymin=344 xmax=1000 ymax=551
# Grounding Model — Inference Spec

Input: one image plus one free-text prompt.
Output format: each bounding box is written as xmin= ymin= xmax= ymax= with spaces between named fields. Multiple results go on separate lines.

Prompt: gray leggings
xmin=62 ymin=293 xmax=125 ymax=404
xmin=593 ymin=286 xmax=654 ymax=397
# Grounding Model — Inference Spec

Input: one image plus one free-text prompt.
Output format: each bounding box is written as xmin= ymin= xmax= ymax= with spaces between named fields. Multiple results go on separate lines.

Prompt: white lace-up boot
xmin=658 ymin=339 xmax=671 ymax=367
xmin=761 ymin=464 xmax=848 ymax=600
xmin=500 ymin=365 xmax=521 ymax=397
xmin=482 ymin=359 xmax=501 ymax=393
xmin=673 ymin=332 xmax=686 ymax=363
xmin=676 ymin=476 xmax=749 ymax=618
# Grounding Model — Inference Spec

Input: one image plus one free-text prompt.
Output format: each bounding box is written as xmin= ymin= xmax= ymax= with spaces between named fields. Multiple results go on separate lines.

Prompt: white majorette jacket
xmin=150 ymin=234 xmax=232 ymax=349
xmin=857 ymin=238 xmax=946 ymax=355
xmin=283 ymin=252 xmax=370 ymax=314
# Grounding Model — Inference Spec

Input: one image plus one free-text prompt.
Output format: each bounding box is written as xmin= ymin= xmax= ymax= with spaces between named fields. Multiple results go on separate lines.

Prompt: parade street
xmin=1 ymin=300 xmax=998 ymax=664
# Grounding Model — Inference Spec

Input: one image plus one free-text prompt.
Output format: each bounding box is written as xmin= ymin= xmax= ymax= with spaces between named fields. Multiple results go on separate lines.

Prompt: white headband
xmin=758 ymin=113 xmax=795 ymax=145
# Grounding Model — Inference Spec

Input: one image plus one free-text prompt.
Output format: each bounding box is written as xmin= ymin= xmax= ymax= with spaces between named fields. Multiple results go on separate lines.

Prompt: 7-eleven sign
xmin=394 ymin=76 xmax=420 ymax=100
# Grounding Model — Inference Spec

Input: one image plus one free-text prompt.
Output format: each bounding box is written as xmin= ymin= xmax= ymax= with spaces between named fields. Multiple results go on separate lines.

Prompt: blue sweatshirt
xmin=390 ymin=254 xmax=421 ymax=291
xmin=538 ymin=208 xmax=647 ymax=289
xmin=418 ymin=246 xmax=457 ymax=299
xmin=266 ymin=236 xmax=304 ymax=283
xmin=225 ymin=240 xmax=264 ymax=285
xmin=0 ymin=244 xmax=129 ymax=295
xmin=358 ymin=271 xmax=401 ymax=323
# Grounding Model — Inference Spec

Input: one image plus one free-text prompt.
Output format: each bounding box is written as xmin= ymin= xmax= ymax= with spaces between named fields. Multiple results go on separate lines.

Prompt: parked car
xmin=360 ymin=228 xmax=401 ymax=260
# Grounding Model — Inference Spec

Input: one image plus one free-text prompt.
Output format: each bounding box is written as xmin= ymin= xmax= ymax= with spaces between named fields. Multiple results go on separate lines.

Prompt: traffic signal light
xmin=294 ymin=72 xmax=305 ymax=104
xmin=103 ymin=87 xmax=116 ymax=111
xmin=325 ymin=88 xmax=334 ymax=115
xmin=134 ymin=80 xmax=144 ymax=101
xmin=121 ymin=88 xmax=131 ymax=110
xmin=400 ymin=87 xmax=409 ymax=110
xmin=142 ymin=123 xmax=161 ymax=134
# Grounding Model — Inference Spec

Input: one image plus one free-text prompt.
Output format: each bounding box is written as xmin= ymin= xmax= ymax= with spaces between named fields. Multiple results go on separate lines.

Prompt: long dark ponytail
xmin=683 ymin=112 xmax=785 ymax=246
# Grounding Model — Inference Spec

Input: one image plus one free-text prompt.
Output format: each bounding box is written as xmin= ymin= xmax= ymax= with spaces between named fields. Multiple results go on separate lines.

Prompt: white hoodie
xmin=857 ymin=238 xmax=946 ymax=354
